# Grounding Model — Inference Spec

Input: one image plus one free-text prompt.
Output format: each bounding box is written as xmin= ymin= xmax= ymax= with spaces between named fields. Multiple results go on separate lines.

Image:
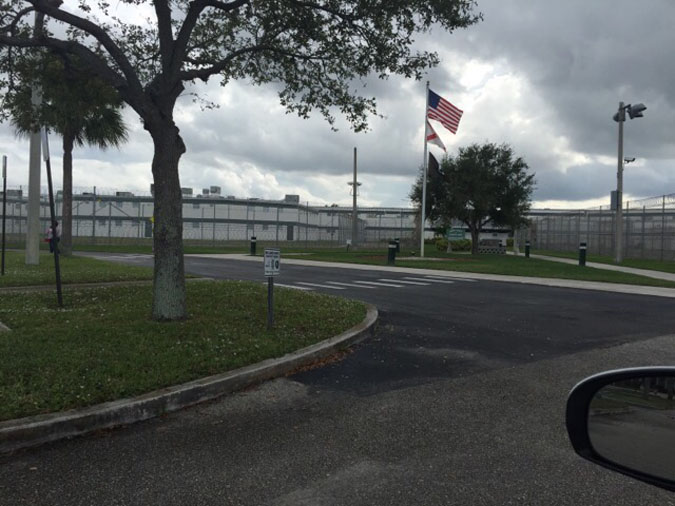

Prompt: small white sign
xmin=264 ymin=248 xmax=281 ymax=277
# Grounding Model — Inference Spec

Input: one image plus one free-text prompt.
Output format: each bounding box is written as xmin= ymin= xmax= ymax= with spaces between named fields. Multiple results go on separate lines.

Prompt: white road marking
xmin=403 ymin=277 xmax=454 ymax=284
xmin=273 ymin=283 xmax=314 ymax=291
xmin=353 ymin=280 xmax=404 ymax=288
xmin=424 ymin=275 xmax=476 ymax=283
xmin=296 ymin=282 xmax=346 ymax=290
xmin=325 ymin=281 xmax=377 ymax=289
xmin=378 ymin=278 xmax=430 ymax=286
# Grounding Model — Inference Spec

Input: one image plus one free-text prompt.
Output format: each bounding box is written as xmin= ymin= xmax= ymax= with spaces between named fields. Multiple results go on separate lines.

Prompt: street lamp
xmin=612 ymin=102 xmax=646 ymax=263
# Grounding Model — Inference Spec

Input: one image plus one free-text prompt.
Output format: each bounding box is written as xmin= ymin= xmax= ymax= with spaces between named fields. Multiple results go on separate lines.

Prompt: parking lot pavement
xmin=3 ymin=333 xmax=675 ymax=505
xmin=3 ymin=253 xmax=675 ymax=504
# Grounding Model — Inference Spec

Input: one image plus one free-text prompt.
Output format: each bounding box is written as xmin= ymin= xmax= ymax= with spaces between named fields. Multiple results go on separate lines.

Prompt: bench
xmin=478 ymin=239 xmax=506 ymax=254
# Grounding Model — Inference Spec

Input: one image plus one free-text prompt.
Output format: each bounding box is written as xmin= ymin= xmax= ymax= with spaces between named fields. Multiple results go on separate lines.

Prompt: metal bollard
xmin=250 ymin=236 xmax=257 ymax=256
xmin=387 ymin=241 xmax=397 ymax=265
xmin=394 ymin=238 xmax=400 ymax=253
xmin=579 ymin=242 xmax=587 ymax=266
xmin=525 ymin=240 xmax=530 ymax=258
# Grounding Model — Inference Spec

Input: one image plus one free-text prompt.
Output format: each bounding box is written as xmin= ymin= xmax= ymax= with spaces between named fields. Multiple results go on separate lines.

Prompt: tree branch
xmin=180 ymin=42 xmax=329 ymax=82
xmin=286 ymin=0 xmax=358 ymax=22
xmin=24 ymin=0 xmax=144 ymax=99
xmin=171 ymin=0 xmax=249 ymax=81
xmin=1 ymin=6 xmax=34 ymax=35
xmin=201 ymin=0 xmax=250 ymax=11
xmin=153 ymin=0 xmax=174 ymax=73
xmin=0 ymin=32 xmax=144 ymax=114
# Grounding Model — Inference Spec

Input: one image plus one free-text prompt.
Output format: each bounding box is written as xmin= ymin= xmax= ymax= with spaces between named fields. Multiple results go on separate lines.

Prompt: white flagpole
xmin=420 ymin=81 xmax=430 ymax=257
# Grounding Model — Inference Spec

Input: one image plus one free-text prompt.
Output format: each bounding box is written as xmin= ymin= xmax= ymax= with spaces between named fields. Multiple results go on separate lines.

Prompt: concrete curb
xmin=0 ymin=304 xmax=378 ymax=454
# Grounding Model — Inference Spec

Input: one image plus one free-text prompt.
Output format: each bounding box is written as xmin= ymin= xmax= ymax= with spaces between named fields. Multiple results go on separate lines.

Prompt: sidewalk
xmin=521 ymin=253 xmax=675 ymax=283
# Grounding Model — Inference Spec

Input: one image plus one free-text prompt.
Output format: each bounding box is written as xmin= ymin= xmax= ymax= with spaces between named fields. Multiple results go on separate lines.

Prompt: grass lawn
xmin=0 ymin=251 xmax=154 ymax=287
xmin=533 ymin=249 xmax=675 ymax=274
xmin=282 ymin=249 xmax=675 ymax=288
xmin=0 ymin=281 xmax=366 ymax=421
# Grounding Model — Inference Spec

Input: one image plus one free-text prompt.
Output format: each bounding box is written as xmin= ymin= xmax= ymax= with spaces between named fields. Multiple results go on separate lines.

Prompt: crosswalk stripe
xmin=296 ymin=282 xmax=346 ymax=290
xmin=378 ymin=278 xmax=430 ymax=286
xmin=403 ymin=277 xmax=454 ymax=284
xmin=353 ymin=280 xmax=404 ymax=288
xmin=424 ymin=275 xmax=476 ymax=283
xmin=274 ymin=283 xmax=313 ymax=291
xmin=325 ymin=281 xmax=377 ymax=289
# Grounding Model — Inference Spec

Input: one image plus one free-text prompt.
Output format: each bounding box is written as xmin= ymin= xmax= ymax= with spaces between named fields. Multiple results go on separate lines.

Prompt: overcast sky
xmin=2 ymin=0 xmax=674 ymax=209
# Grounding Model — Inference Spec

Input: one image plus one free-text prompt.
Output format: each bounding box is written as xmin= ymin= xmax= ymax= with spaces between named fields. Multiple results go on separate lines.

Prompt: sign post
xmin=41 ymin=129 xmax=63 ymax=307
xmin=264 ymin=248 xmax=280 ymax=330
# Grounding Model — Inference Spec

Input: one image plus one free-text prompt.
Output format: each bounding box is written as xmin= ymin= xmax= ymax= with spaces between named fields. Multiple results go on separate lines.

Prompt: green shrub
xmin=506 ymin=238 xmax=514 ymax=248
xmin=435 ymin=237 xmax=449 ymax=251
xmin=449 ymin=239 xmax=472 ymax=251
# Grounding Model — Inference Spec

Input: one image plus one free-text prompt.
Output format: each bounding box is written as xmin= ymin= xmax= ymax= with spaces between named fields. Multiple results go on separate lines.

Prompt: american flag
xmin=427 ymin=89 xmax=463 ymax=134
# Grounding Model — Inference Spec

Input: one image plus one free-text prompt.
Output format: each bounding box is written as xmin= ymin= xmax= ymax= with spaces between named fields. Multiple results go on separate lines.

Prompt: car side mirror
xmin=566 ymin=367 xmax=675 ymax=491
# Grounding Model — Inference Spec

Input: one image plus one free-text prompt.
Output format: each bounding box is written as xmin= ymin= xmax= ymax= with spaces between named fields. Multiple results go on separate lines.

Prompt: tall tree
xmin=0 ymin=1 xmax=480 ymax=320
xmin=411 ymin=143 xmax=535 ymax=254
xmin=5 ymin=53 xmax=128 ymax=256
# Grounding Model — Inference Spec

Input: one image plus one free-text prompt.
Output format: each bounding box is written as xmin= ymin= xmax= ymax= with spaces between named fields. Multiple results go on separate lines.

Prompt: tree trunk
xmin=60 ymin=133 xmax=74 ymax=256
xmin=470 ymin=226 xmax=480 ymax=255
xmin=149 ymin=120 xmax=187 ymax=321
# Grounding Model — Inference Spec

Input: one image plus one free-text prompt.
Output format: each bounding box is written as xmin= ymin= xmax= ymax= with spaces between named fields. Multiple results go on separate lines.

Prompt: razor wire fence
xmin=522 ymin=194 xmax=675 ymax=261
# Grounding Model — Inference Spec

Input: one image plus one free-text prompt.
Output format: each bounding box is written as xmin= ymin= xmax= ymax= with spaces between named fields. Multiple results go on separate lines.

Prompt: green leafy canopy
xmin=5 ymin=52 xmax=127 ymax=148
xmin=411 ymin=142 xmax=536 ymax=235
xmin=0 ymin=1 xmax=481 ymax=131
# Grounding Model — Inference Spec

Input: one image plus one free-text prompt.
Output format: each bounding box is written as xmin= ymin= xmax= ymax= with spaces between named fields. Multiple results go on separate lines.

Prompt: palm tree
xmin=6 ymin=53 xmax=128 ymax=255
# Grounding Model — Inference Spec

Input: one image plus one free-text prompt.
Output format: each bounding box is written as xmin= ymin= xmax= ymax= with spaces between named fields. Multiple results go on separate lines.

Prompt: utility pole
xmin=420 ymin=81 xmax=430 ymax=257
xmin=1 ymin=156 xmax=7 ymax=275
xmin=348 ymin=147 xmax=361 ymax=246
xmin=25 ymin=10 xmax=46 ymax=266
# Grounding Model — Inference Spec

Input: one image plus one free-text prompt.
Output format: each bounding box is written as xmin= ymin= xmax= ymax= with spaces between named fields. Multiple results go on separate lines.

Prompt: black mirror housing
xmin=567 ymin=367 xmax=675 ymax=492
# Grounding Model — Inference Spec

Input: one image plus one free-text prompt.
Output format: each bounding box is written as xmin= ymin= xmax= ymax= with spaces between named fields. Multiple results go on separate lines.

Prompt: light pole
xmin=24 ymin=0 xmax=63 ymax=265
xmin=613 ymin=101 xmax=646 ymax=263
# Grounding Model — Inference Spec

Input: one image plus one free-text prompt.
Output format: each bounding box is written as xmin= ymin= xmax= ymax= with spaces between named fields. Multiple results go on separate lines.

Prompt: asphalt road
xmin=2 ymin=254 xmax=675 ymax=505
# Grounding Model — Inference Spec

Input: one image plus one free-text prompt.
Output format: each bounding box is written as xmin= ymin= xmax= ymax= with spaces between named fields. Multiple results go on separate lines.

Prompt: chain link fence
xmin=523 ymin=194 xmax=675 ymax=261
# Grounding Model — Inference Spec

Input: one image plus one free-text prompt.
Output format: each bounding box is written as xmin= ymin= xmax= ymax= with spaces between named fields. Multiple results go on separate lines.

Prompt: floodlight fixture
xmin=628 ymin=103 xmax=647 ymax=119
xmin=613 ymin=103 xmax=647 ymax=122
